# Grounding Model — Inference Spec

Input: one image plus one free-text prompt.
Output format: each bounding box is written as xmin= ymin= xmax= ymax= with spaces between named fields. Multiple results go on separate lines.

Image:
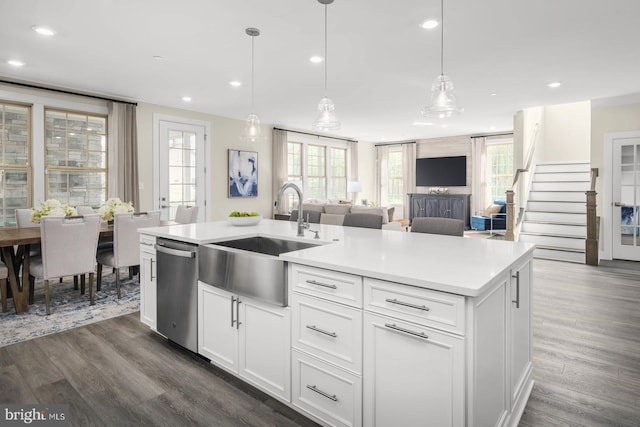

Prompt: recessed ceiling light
xmin=420 ymin=20 xmax=439 ymax=29
xmin=547 ymin=81 xmax=562 ymax=88
xmin=490 ymin=92 xmax=497 ymax=96
xmin=182 ymin=96 xmax=192 ymax=102
xmin=229 ymin=80 xmax=242 ymax=88
xmin=7 ymin=59 xmax=25 ymax=67
xmin=152 ymin=55 xmax=164 ymax=60
xmin=310 ymin=56 xmax=323 ymax=64
xmin=412 ymin=121 xmax=434 ymax=126
xmin=32 ymin=25 xmax=55 ymax=36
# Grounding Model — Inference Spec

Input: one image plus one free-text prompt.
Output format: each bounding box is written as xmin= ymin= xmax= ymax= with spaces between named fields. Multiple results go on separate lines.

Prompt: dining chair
xmin=342 ymin=213 xmax=383 ymax=229
xmin=410 ymin=217 xmax=464 ymax=236
xmin=96 ymin=211 xmax=161 ymax=298
xmin=15 ymin=208 xmax=39 ymax=228
xmin=319 ymin=213 xmax=345 ymax=225
xmin=0 ymin=261 xmax=8 ymax=312
xmin=174 ymin=205 xmax=199 ymax=224
xmin=29 ymin=215 xmax=101 ymax=315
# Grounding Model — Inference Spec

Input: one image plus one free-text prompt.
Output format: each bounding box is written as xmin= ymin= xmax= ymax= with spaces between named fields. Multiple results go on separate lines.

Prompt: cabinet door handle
xmin=306 ymin=279 xmax=337 ymax=290
xmin=512 ymin=271 xmax=520 ymax=309
xmin=306 ymin=385 xmax=338 ymax=402
xmin=385 ymin=298 xmax=430 ymax=312
xmin=385 ymin=323 xmax=429 ymax=340
xmin=231 ymin=296 xmax=236 ymax=327
xmin=236 ymin=298 xmax=242 ymax=329
xmin=306 ymin=324 xmax=338 ymax=338
xmin=150 ymin=259 xmax=155 ymax=281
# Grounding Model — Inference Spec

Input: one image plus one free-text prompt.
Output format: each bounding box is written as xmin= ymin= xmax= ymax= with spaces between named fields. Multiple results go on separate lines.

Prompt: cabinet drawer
xmin=292 ymin=349 xmax=362 ymax=427
xmin=292 ymin=293 xmax=362 ymax=374
xmin=139 ymin=234 xmax=156 ymax=253
xmin=364 ymin=278 xmax=465 ymax=335
xmin=290 ymin=264 xmax=362 ymax=308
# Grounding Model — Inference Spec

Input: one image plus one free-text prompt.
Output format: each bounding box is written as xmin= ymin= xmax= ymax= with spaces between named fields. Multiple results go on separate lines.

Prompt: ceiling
xmin=2 ymin=0 xmax=640 ymax=142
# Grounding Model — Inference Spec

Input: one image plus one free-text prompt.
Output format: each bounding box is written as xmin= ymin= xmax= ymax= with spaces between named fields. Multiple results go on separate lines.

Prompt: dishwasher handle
xmin=155 ymin=244 xmax=196 ymax=258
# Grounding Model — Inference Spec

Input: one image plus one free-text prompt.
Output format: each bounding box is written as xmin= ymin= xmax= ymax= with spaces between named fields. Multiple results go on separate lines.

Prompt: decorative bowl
xmin=227 ymin=215 xmax=262 ymax=226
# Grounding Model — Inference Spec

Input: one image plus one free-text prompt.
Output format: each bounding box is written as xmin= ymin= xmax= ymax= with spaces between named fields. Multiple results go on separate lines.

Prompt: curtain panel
xmin=108 ymin=102 xmax=139 ymax=209
xmin=401 ymin=142 xmax=417 ymax=219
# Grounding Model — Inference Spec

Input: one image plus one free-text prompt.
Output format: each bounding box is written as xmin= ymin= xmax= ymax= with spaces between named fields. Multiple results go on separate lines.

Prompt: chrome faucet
xmin=276 ymin=182 xmax=305 ymax=237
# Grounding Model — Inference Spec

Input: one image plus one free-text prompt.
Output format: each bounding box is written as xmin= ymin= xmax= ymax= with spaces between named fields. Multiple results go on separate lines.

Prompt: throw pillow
xmin=302 ymin=203 xmax=326 ymax=213
xmin=350 ymin=205 xmax=389 ymax=223
xmin=484 ymin=204 xmax=503 ymax=216
xmin=387 ymin=206 xmax=395 ymax=222
xmin=325 ymin=204 xmax=351 ymax=215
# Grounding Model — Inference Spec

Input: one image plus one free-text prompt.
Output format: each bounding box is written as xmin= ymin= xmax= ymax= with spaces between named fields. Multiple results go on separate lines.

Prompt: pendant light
xmin=241 ymin=27 xmax=263 ymax=142
xmin=422 ymin=0 xmax=463 ymax=118
xmin=312 ymin=0 xmax=340 ymax=131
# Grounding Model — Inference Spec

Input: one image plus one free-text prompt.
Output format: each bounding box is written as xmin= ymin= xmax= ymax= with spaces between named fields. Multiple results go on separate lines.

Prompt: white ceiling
xmin=2 ymin=0 xmax=640 ymax=142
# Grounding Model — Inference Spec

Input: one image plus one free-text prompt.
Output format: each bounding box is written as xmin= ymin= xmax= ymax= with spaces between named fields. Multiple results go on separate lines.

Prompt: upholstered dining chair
xmin=319 ymin=213 xmax=345 ymax=226
xmin=174 ymin=205 xmax=199 ymax=224
xmin=96 ymin=211 xmax=160 ymax=298
xmin=0 ymin=261 xmax=8 ymax=313
xmin=410 ymin=217 xmax=464 ymax=237
xmin=16 ymin=208 xmax=44 ymax=303
xmin=29 ymin=215 xmax=101 ymax=315
xmin=342 ymin=213 xmax=383 ymax=229
xmin=76 ymin=205 xmax=95 ymax=216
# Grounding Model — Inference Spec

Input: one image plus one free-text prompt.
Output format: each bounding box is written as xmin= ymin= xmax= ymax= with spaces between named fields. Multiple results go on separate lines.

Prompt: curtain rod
xmin=374 ymin=140 xmax=416 ymax=147
xmin=273 ymin=127 xmax=357 ymax=143
xmin=470 ymin=131 xmax=513 ymax=139
xmin=0 ymin=79 xmax=138 ymax=106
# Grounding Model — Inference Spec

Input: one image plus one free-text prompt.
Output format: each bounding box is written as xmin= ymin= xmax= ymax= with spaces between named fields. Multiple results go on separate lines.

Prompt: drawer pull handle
xmin=306 ymin=325 xmax=338 ymax=338
xmin=306 ymin=279 xmax=337 ymax=290
xmin=512 ymin=271 xmax=520 ymax=309
xmin=306 ymin=384 xmax=338 ymax=402
xmin=385 ymin=298 xmax=430 ymax=312
xmin=385 ymin=323 xmax=429 ymax=340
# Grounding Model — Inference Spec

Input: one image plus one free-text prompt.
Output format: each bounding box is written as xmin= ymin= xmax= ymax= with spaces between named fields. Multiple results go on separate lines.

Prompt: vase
xmin=107 ymin=219 xmax=114 ymax=226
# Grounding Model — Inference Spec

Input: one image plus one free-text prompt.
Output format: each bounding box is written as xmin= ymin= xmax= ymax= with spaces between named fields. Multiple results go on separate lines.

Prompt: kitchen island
xmin=139 ymin=219 xmax=535 ymax=427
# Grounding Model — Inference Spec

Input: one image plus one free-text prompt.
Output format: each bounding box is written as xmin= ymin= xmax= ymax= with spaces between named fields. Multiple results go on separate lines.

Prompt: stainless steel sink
xmin=198 ymin=237 xmax=321 ymax=306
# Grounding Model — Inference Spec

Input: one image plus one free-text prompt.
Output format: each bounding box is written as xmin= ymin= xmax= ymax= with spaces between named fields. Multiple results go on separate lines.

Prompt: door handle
xmin=161 ymin=205 xmax=169 ymax=209
xmin=614 ymin=201 xmax=627 ymax=207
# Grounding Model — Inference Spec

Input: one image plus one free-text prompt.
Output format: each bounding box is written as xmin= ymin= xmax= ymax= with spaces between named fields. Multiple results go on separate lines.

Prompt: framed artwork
xmin=228 ymin=149 xmax=258 ymax=197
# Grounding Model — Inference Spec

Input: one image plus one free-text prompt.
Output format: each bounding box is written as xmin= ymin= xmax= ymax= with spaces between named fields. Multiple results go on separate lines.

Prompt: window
xmin=485 ymin=140 xmax=513 ymax=202
xmin=387 ymin=150 xmax=403 ymax=205
xmin=286 ymin=136 xmax=349 ymax=204
xmin=45 ymin=109 xmax=108 ymax=207
xmin=0 ymin=102 xmax=31 ymax=226
xmin=168 ymin=129 xmax=196 ymax=219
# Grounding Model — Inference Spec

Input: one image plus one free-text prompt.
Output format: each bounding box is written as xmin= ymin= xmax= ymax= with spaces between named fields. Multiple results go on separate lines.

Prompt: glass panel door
xmin=613 ymin=137 xmax=640 ymax=260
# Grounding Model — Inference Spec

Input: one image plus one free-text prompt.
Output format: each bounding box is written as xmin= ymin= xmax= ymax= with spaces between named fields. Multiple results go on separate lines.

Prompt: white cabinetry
xmin=509 ymin=259 xmax=533 ymax=420
xmin=198 ymin=282 xmax=291 ymax=401
xmin=363 ymin=279 xmax=465 ymax=427
xmin=290 ymin=264 xmax=363 ymax=427
xmin=139 ymin=234 xmax=157 ymax=330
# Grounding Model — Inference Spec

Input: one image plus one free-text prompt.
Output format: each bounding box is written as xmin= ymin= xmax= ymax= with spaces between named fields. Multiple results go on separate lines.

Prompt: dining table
xmin=0 ymin=222 xmax=115 ymax=314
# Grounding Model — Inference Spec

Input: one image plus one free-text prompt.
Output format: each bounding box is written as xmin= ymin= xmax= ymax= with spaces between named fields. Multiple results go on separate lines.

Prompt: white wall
xmin=357 ymin=142 xmax=376 ymax=204
xmin=136 ymin=102 xmax=273 ymax=220
xmin=539 ymin=101 xmax=591 ymax=163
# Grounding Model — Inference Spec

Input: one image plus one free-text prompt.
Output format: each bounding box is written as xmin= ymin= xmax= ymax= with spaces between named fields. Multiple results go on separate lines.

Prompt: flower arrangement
xmin=31 ymin=199 xmax=77 ymax=223
xmin=97 ymin=197 xmax=134 ymax=221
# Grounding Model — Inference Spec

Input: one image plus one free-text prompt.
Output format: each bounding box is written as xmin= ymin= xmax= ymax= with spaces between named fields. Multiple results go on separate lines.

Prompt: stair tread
xmin=520 ymin=231 xmax=586 ymax=239
xmin=534 ymin=245 xmax=585 ymax=253
xmin=529 ymin=190 xmax=589 ymax=193
xmin=523 ymin=220 xmax=586 ymax=225
xmin=525 ymin=210 xmax=586 ymax=214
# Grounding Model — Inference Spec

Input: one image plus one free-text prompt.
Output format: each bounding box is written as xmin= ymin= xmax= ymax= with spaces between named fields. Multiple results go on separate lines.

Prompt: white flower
xmin=30 ymin=199 xmax=78 ymax=223
xmin=97 ymin=197 xmax=134 ymax=220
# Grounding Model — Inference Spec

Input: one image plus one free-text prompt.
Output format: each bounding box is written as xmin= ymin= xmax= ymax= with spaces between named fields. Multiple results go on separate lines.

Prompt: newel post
xmin=505 ymin=190 xmax=515 ymax=241
xmin=585 ymin=190 xmax=598 ymax=266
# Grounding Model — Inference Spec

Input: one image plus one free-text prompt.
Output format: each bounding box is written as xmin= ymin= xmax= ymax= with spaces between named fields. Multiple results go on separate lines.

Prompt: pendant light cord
xmin=440 ymin=0 xmax=444 ymax=76
xmin=251 ymin=34 xmax=255 ymax=113
xmin=324 ymin=3 xmax=328 ymax=96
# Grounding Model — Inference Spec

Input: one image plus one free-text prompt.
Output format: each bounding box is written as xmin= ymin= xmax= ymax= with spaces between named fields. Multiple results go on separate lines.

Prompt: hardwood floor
xmin=1 ymin=258 xmax=639 ymax=426
xmin=519 ymin=259 xmax=640 ymax=427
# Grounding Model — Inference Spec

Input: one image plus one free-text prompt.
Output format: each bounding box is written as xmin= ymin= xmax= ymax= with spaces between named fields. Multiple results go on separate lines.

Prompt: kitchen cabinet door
xmin=363 ymin=312 xmax=464 ymax=427
xmin=238 ymin=298 xmax=291 ymax=401
xmin=510 ymin=259 xmax=533 ymax=409
xmin=139 ymin=249 xmax=157 ymax=330
xmin=198 ymin=283 xmax=239 ymax=373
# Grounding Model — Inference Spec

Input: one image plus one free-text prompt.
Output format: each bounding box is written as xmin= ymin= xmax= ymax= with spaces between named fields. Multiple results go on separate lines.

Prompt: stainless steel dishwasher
xmin=155 ymin=238 xmax=198 ymax=353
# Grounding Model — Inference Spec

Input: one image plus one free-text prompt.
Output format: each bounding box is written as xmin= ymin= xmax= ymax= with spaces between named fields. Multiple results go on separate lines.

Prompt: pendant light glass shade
xmin=241 ymin=27 xmax=264 ymax=142
xmin=422 ymin=0 xmax=462 ymax=118
xmin=313 ymin=96 xmax=340 ymax=131
xmin=422 ymin=73 xmax=463 ymax=118
xmin=312 ymin=0 xmax=340 ymax=131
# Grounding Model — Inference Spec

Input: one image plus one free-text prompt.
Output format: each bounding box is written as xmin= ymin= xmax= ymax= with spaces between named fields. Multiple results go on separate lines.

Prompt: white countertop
xmin=140 ymin=219 xmax=535 ymax=297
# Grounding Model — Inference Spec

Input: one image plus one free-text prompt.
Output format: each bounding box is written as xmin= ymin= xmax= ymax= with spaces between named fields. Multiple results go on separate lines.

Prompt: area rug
xmin=0 ymin=272 xmax=140 ymax=348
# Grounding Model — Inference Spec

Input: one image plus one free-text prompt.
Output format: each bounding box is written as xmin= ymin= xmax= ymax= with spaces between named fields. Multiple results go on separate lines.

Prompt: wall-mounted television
xmin=416 ymin=156 xmax=467 ymax=186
